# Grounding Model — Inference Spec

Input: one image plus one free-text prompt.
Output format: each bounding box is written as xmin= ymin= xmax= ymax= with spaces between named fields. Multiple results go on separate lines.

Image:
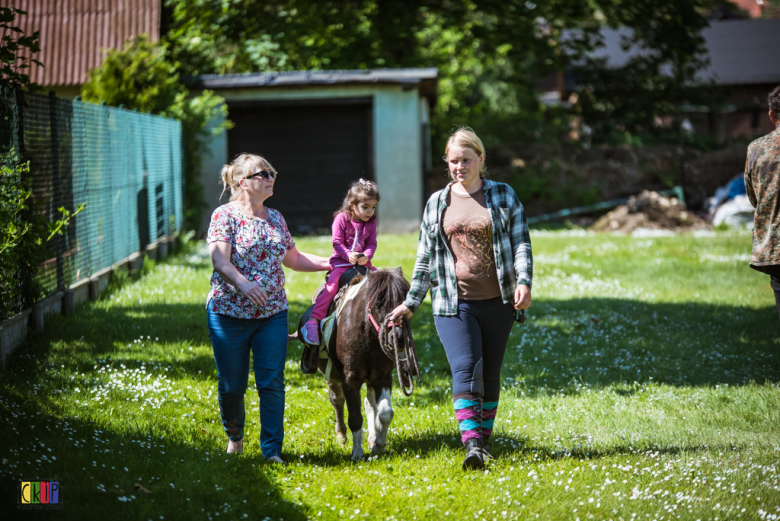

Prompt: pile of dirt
xmin=591 ymin=190 xmax=711 ymax=233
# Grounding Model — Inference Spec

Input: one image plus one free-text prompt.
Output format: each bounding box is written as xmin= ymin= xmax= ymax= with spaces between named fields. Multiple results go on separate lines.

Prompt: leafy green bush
xmin=0 ymin=157 xmax=83 ymax=319
xmin=81 ymin=35 xmax=231 ymax=231
xmin=509 ymin=163 xmax=601 ymax=213
xmin=0 ymin=8 xmax=87 ymax=320
xmin=0 ymin=159 xmax=36 ymax=317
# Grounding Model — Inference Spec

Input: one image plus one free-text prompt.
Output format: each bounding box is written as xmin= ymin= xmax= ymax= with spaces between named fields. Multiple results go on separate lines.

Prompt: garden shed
xmin=188 ymin=68 xmax=437 ymax=235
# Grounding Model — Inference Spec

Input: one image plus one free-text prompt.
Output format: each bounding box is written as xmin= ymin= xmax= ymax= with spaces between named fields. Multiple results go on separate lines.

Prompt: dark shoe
xmin=300 ymin=345 xmax=318 ymax=374
xmin=462 ymin=438 xmax=485 ymax=470
xmin=482 ymin=442 xmax=493 ymax=460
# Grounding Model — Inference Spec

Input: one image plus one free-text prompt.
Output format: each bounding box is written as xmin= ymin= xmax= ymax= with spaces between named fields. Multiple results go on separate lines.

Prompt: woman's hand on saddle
xmin=388 ymin=303 xmax=413 ymax=325
xmin=514 ymin=284 xmax=532 ymax=310
xmin=238 ymin=280 xmax=268 ymax=307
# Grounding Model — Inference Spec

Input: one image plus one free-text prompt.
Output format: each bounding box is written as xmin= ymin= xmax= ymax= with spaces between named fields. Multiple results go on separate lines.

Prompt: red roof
xmin=0 ymin=0 xmax=160 ymax=87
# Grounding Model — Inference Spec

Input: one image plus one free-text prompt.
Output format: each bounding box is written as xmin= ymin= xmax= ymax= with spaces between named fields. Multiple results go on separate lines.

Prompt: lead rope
xmin=377 ymin=312 xmax=421 ymax=397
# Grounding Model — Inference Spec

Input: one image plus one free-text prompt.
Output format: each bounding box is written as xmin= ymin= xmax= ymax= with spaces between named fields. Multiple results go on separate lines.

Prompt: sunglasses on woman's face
xmin=246 ymin=170 xmax=276 ymax=181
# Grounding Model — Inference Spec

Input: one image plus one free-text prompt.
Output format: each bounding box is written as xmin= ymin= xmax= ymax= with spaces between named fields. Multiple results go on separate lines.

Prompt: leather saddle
xmin=312 ymin=265 xmax=368 ymax=312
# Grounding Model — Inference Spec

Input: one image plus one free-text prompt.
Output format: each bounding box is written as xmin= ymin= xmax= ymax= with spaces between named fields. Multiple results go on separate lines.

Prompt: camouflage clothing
xmin=745 ymin=126 xmax=780 ymax=267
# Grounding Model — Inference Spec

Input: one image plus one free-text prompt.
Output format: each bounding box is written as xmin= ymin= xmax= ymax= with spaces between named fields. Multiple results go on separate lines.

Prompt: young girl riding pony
xmin=301 ymin=179 xmax=380 ymax=345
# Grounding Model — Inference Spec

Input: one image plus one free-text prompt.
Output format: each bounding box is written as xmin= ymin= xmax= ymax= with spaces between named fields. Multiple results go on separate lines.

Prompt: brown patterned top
xmin=442 ymin=188 xmax=502 ymax=300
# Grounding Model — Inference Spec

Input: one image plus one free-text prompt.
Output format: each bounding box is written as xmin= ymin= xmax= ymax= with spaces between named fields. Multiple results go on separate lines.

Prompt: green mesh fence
xmin=0 ymin=88 xmax=182 ymax=314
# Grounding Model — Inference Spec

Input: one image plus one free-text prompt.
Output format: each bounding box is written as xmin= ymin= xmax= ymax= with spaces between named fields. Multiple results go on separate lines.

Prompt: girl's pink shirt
xmin=328 ymin=211 xmax=377 ymax=270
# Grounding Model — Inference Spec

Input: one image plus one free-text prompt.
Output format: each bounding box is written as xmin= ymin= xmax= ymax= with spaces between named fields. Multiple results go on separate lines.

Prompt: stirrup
xmin=299 ymin=345 xmax=318 ymax=374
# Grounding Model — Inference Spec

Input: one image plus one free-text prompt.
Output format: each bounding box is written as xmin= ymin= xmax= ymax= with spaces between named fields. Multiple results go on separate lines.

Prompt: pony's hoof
xmin=335 ymin=424 xmax=348 ymax=445
xmin=351 ymin=451 xmax=364 ymax=462
xmin=370 ymin=445 xmax=386 ymax=457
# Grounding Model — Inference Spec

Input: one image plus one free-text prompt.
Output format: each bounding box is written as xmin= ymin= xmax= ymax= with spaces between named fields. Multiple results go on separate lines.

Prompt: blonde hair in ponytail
xmin=444 ymin=127 xmax=487 ymax=179
xmin=220 ymin=153 xmax=278 ymax=201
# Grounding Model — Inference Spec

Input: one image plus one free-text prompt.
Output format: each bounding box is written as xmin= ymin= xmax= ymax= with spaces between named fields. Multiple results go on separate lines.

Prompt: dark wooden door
xmin=227 ymin=100 xmax=373 ymax=233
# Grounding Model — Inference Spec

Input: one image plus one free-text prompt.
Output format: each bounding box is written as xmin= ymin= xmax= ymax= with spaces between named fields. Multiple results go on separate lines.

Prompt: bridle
xmin=367 ymin=300 xmax=393 ymax=334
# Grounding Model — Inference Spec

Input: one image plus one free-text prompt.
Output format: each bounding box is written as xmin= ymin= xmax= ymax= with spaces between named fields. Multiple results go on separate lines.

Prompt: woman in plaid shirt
xmin=389 ymin=128 xmax=533 ymax=470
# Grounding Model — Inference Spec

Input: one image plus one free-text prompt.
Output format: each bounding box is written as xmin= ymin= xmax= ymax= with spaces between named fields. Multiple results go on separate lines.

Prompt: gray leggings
xmin=434 ymin=297 xmax=515 ymax=398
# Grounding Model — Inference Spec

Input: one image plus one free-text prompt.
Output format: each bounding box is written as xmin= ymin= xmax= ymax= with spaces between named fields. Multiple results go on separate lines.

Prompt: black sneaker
xmin=462 ymin=438 xmax=485 ymax=470
xmin=482 ymin=442 xmax=493 ymax=460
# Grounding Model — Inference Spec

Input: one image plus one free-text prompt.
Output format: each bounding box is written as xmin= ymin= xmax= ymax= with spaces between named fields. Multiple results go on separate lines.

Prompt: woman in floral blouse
xmin=206 ymin=153 xmax=330 ymax=462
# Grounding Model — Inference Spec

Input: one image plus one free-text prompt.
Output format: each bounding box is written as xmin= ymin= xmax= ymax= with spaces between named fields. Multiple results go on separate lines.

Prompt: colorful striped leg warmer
xmin=482 ymin=396 xmax=499 ymax=445
xmin=453 ymin=393 xmax=482 ymax=444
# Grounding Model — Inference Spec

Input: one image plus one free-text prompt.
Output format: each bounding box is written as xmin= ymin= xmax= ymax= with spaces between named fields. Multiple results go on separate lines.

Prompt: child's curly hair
xmin=334 ymin=179 xmax=380 ymax=218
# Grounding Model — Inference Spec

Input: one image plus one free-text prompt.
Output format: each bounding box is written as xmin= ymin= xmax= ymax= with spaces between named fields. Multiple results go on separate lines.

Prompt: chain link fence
xmin=1 ymin=88 xmax=182 ymax=317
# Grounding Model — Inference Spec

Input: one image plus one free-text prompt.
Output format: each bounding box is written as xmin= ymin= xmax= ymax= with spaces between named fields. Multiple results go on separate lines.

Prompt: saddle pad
xmin=336 ymin=277 xmax=367 ymax=315
xmin=319 ymin=277 xmax=367 ymax=380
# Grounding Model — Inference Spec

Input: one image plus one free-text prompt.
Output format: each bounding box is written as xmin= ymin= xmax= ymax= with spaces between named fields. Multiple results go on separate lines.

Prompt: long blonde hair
xmin=333 ymin=179 xmax=381 ymax=218
xmin=219 ymin=153 xmax=278 ymax=201
xmin=444 ymin=127 xmax=487 ymax=179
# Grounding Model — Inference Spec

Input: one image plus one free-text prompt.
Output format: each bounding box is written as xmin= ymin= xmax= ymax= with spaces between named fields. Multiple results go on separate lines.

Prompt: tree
xmin=163 ymin=0 xmax=714 ymax=151
xmin=164 ymin=0 xmax=582 ymax=148
xmin=82 ymin=36 xmax=231 ymax=230
xmin=570 ymin=0 xmax=714 ymax=143
xmin=0 ymin=7 xmax=42 ymax=91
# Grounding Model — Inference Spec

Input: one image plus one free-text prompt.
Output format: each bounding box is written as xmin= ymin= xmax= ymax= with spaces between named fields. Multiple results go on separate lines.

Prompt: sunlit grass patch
xmin=1 ymin=230 xmax=779 ymax=520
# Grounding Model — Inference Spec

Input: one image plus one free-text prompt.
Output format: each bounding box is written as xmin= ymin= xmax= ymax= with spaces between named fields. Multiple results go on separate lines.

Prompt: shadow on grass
xmin=2 ymin=290 xmax=777 ymax=488
xmin=284 ymin=295 xmax=777 ymax=397
xmin=0 ymin=302 xmax=310 ymax=519
xmin=0 ymin=385 xmax=308 ymax=521
xmin=502 ymin=297 xmax=779 ymax=391
xmin=285 ymin=426 xmax=728 ymax=469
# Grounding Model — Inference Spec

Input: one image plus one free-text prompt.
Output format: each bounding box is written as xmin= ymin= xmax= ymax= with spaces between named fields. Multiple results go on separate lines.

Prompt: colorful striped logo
xmin=18 ymin=481 xmax=61 ymax=507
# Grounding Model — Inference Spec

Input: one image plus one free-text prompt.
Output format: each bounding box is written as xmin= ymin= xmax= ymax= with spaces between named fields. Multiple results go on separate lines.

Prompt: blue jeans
xmin=207 ymin=301 xmax=288 ymax=459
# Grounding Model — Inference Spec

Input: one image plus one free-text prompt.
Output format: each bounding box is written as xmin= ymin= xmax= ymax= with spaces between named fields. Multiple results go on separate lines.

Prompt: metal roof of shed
xmin=1 ymin=0 xmax=160 ymax=87
xmin=186 ymin=68 xmax=439 ymax=104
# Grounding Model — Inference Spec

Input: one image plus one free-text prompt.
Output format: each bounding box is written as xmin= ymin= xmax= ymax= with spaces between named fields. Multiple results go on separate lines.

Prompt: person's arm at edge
xmin=401 ymin=223 xmax=434 ymax=314
xmin=509 ymin=190 xmax=533 ymax=309
xmin=283 ymin=246 xmax=330 ymax=272
xmin=744 ymin=152 xmax=757 ymax=208
xmin=388 ymin=225 xmax=432 ymax=323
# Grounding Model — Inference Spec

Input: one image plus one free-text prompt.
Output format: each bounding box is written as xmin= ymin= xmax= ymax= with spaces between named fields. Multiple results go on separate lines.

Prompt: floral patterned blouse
xmin=206 ymin=202 xmax=295 ymax=319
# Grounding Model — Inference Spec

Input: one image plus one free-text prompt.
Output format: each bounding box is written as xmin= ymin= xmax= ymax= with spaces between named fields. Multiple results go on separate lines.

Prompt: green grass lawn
xmin=1 ymin=230 xmax=778 ymax=521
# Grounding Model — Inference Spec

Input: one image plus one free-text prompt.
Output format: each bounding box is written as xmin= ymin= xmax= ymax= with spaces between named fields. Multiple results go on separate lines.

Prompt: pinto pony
xmin=298 ymin=267 xmax=419 ymax=460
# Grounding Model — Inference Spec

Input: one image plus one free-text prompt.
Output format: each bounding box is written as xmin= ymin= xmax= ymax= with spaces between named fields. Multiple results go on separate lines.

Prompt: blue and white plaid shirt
xmin=403 ymin=179 xmax=533 ymax=316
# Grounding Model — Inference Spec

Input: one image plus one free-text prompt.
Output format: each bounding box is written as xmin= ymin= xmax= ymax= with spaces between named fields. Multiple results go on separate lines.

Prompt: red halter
xmin=367 ymin=300 xmax=397 ymax=333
